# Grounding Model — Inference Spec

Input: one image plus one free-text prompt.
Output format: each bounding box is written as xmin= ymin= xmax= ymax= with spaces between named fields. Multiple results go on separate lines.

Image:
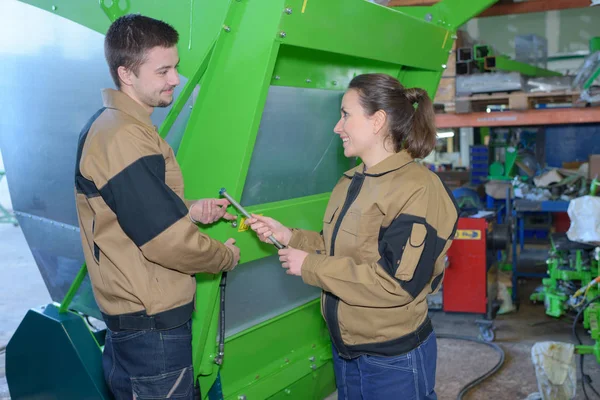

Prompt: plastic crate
xmin=470 ymin=145 xmax=489 ymax=185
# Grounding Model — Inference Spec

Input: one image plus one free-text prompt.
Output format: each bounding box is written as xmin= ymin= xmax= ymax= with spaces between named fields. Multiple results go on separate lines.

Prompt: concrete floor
xmin=1 ymin=168 xmax=599 ymax=399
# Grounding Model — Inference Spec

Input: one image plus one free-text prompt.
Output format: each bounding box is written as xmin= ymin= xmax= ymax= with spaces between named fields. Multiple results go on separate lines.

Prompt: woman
xmin=247 ymin=73 xmax=459 ymax=399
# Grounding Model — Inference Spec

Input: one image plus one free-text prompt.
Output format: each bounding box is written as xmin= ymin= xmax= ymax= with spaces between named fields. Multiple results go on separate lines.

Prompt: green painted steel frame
xmin=577 ymin=303 xmax=600 ymax=363
xmin=17 ymin=0 xmax=496 ymax=398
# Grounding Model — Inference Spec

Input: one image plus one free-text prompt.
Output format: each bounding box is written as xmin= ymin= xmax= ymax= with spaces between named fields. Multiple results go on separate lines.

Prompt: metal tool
xmin=219 ymin=188 xmax=286 ymax=249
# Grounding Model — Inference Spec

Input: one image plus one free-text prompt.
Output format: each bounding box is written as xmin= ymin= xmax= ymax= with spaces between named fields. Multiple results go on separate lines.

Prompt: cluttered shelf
xmin=435 ymin=107 xmax=600 ymax=129
xmin=433 ymin=30 xmax=600 ymax=129
xmin=434 ymin=82 xmax=599 ymax=128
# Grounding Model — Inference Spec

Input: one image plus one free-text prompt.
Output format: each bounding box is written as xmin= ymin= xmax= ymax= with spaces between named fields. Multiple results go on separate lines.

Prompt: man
xmin=74 ymin=14 xmax=239 ymax=399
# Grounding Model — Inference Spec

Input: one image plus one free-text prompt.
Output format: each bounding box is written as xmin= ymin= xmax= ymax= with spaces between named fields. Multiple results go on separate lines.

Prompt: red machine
xmin=444 ymin=217 xmax=490 ymax=314
xmin=439 ymin=216 xmax=508 ymax=341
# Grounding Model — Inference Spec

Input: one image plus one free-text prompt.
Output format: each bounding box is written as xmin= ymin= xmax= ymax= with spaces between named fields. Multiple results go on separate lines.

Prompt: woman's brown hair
xmin=348 ymin=73 xmax=437 ymax=159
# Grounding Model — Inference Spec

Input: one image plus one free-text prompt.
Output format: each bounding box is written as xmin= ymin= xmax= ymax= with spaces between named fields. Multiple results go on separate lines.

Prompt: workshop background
xmin=1 ymin=0 xmax=600 ymax=399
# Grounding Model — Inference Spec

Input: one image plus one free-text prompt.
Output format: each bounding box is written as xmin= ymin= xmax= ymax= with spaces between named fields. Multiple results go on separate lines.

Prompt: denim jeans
xmin=333 ymin=332 xmax=438 ymax=400
xmin=103 ymin=320 xmax=195 ymax=400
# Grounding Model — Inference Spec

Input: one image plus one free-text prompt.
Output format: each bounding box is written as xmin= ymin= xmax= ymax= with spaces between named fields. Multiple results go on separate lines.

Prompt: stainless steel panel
xmin=241 ymin=86 xmax=353 ymax=206
xmin=224 ymin=255 xmax=321 ymax=337
xmin=14 ymin=211 xmax=102 ymax=319
xmin=0 ymin=1 xmax=192 ymax=313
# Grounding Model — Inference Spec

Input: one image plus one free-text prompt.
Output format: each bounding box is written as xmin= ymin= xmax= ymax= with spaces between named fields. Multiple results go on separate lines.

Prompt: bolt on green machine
xmin=4 ymin=0 xmax=496 ymax=399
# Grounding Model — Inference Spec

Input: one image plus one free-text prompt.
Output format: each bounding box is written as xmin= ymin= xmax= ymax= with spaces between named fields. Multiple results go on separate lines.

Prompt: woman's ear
xmin=372 ymin=109 xmax=387 ymax=135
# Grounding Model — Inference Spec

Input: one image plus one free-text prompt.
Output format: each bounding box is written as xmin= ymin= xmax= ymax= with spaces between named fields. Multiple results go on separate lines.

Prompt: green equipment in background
xmin=530 ymin=234 xmax=600 ymax=364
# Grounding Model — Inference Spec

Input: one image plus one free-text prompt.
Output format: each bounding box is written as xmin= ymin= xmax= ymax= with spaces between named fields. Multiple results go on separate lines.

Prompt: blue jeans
xmin=103 ymin=320 xmax=195 ymax=400
xmin=333 ymin=332 xmax=438 ymax=400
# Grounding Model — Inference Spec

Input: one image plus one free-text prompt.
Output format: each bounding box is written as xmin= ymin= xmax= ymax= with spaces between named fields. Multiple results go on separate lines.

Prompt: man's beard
xmin=150 ymin=88 xmax=175 ymax=108
xmin=156 ymin=98 xmax=173 ymax=108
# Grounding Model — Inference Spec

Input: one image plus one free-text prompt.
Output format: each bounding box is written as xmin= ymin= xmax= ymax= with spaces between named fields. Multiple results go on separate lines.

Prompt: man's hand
xmin=278 ymin=247 xmax=308 ymax=276
xmin=224 ymin=238 xmax=240 ymax=269
xmin=189 ymin=199 xmax=236 ymax=224
xmin=247 ymin=214 xmax=292 ymax=247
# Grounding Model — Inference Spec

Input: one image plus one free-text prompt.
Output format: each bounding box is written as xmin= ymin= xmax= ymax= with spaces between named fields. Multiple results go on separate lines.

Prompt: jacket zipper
xmin=325 ymin=173 xmax=365 ymax=358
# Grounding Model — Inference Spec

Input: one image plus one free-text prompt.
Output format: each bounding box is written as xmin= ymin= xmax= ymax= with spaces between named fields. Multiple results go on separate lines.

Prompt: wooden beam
xmin=388 ymin=0 xmax=592 ymax=17
xmin=435 ymin=108 xmax=600 ymax=129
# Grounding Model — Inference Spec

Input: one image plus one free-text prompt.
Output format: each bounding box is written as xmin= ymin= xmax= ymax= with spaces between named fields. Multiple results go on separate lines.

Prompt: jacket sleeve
xmin=301 ymin=186 xmax=456 ymax=307
xmin=84 ymin=125 xmax=234 ymax=274
xmin=288 ymin=229 xmax=326 ymax=253
xmin=184 ymin=199 xmax=195 ymax=209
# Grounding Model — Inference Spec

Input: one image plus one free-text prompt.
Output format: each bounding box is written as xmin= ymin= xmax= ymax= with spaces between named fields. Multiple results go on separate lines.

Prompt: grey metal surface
xmin=241 ymin=86 xmax=352 ymax=206
xmin=14 ymin=212 xmax=101 ymax=319
xmin=0 ymin=1 xmax=192 ymax=314
xmin=224 ymin=255 xmax=321 ymax=337
xmin=526 ymin=76 xmax=574 ymax=93
xmin=456 ymin=72 xmax=524 ymax=96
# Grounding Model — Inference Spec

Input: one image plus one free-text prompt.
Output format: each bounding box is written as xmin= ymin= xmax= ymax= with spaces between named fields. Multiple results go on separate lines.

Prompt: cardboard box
xmin=485 ymin=181 xmax=513 ymax=199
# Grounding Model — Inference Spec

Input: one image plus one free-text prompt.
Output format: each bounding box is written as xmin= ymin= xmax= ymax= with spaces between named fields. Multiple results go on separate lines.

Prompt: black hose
xmin=214 ymin=272 xmax=227 ymax=366
xmin=572 ymin=295 xmax=600 ymax=400
xmin=437 ymin=334 xmax=506 ymax=400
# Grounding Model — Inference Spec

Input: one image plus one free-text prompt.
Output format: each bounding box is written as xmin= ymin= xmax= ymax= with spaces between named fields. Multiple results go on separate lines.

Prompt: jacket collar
xmin=344 ymin=151 xmax=414 ymax=178
xmin=102 ymin=88 xmax=155 ymax=129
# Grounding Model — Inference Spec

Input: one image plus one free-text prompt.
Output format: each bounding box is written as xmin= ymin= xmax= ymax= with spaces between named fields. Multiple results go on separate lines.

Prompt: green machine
xmin=4 ymin=0 xmax=496 ymax=399
xmin=530 ymin=234 xmax=600 ymax=364
xmin=486 ymin=127 xmax=519 ymax=181
xmin=488 ymin=146 xmax=518 ymax=181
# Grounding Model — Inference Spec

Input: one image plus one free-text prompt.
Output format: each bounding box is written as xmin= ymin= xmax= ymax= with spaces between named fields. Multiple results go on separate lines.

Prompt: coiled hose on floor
xmin=437 ymin=334 xmax=506 ymax=400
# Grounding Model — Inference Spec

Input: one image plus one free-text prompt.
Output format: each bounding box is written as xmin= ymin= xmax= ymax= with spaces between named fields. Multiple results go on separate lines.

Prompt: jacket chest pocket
xmin=339 ymin=210 xmax=384 ymax=261
xmin=322 ymin=204 xmax=339 ymax=250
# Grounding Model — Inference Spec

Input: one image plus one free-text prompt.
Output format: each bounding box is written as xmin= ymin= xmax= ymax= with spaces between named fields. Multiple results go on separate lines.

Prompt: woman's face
xmin=333 ymin=89 xmax=380 ymax=159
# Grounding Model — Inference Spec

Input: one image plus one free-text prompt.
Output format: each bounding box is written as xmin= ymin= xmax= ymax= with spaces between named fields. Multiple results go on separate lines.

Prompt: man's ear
xmin=117 ymin=66 xmax=134 ymax=87
xmin=373 ymin=109 xmax=387 ymax=135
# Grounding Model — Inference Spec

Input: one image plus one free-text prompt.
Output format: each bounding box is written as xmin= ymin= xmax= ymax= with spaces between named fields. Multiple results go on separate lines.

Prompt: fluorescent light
xmin=437 ymin=131 xmax=455 ymax=138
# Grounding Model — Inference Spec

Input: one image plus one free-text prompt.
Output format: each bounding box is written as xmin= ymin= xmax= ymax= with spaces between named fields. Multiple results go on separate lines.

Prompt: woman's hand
xmin=246 ymin=214 xmax=292 ymax=247
xmin=278 ymin=247 xmax=308 ymax=276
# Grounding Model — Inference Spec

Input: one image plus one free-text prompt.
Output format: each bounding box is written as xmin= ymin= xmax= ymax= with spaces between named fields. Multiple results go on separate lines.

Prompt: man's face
xmin=128 ymin=46 xmax=180 ymax=109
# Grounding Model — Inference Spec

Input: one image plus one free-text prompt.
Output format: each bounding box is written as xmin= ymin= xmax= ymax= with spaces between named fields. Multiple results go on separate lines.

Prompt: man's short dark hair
xmin=104 ymin=14 xmax=179 ymax=88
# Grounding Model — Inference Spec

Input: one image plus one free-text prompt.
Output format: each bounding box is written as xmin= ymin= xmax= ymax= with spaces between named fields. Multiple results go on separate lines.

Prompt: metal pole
xmin=219 ymin=188 xmax=286 ymax=249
